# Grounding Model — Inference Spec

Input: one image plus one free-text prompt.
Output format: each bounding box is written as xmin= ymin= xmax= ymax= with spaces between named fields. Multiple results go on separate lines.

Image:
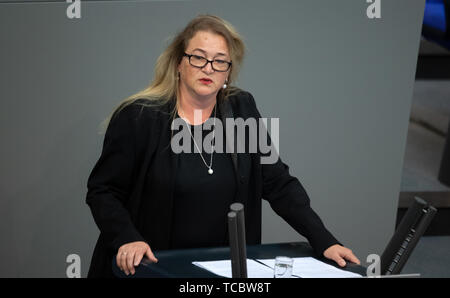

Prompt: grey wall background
xmin=0 ymin=0 xmax=425 ymax=277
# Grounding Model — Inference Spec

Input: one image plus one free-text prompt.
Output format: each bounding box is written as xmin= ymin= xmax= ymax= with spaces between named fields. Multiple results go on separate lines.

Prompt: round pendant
xmin=208 ymin=168 xmax=213 ymax=175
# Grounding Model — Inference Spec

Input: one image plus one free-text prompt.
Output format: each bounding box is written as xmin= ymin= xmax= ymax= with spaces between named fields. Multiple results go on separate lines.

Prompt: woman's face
xmin=178 ymin=30 xmax=231 ymax=100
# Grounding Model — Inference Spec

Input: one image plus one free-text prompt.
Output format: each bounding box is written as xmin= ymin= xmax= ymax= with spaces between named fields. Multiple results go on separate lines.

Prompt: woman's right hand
xmin=116 ymin=241 xmax=158 ymax=275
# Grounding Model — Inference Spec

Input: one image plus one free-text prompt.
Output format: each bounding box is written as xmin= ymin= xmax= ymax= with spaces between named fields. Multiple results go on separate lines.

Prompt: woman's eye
xmin=193 ymin=55 xmax=206 ymax=60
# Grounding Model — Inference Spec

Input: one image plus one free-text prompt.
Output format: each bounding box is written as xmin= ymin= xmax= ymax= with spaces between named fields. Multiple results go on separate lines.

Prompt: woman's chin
xmin=193 ymin=87 xmax=218 ymax=98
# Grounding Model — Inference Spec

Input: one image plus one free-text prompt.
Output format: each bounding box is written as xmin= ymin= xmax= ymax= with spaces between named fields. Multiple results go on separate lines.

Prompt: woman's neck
xmin=177 ymin=91 xmax=217 ymax=125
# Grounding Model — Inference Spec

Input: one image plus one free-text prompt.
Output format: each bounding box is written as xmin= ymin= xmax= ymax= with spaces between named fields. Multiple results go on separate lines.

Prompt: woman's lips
xmin=199 ymin=78 xmax=213 ymax=85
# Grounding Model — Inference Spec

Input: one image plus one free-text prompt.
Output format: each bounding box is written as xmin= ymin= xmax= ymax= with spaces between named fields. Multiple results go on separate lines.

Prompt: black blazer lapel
xmin=219 ymin=97 xmax=252 ymax=207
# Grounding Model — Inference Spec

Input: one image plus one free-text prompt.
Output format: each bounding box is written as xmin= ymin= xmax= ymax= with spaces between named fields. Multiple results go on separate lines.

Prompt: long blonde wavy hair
xmin=100 ymin=14 xmax=246 ymax=133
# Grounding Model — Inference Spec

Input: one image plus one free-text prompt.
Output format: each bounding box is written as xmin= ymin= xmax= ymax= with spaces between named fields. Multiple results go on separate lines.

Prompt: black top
xmin=86 ymin=91 xmax=341 ymax=278
xmin=171 ymin=106 xmax=237 ymax=249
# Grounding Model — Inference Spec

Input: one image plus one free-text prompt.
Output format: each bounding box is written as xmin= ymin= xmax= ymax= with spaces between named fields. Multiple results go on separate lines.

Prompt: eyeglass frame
xmin=183 ymin=52 xmax=232 ymax=72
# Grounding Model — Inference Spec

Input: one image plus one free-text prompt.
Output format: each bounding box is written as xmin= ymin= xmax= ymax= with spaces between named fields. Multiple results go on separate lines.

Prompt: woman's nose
xmin=202 ymin=61 xmax=215 ymax=73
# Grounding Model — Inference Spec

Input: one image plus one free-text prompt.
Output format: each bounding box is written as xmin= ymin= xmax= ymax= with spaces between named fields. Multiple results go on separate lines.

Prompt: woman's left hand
xmin=323 ymin=244 xmax=361 ymax=267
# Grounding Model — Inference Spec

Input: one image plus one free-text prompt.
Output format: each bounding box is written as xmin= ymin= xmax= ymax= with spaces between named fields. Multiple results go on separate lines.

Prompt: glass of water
xmin=274 ymin=256 xmax=293 ymax=278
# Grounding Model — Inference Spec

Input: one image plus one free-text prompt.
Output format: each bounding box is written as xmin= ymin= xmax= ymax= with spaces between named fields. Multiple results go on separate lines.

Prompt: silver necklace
xmin=181 ymin=104 xmax=217 ymax=175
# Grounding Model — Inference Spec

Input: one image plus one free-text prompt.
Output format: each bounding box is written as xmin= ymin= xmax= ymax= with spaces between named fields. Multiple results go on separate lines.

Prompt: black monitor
xmin=381 ymin=197 xmax=437 ymax=275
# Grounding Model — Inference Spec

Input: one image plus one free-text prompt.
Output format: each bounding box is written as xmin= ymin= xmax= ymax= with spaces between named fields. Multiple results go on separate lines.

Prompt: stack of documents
xmin=193 ymin=259 xmax=275 ymax=278
xmin=193 ymin=257 xmax=362 ymax=278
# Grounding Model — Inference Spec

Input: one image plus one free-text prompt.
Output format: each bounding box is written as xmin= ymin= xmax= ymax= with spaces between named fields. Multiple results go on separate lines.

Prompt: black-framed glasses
xmin=183 ymin=53 xmax=232 ymax=72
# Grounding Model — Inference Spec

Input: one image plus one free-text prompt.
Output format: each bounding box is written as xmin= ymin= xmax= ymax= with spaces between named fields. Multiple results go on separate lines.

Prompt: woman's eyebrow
xmin=192 ymin=48 xmax=228 ymax=57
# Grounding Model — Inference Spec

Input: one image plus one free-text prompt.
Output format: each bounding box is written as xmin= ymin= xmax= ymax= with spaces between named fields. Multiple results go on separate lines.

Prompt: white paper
xmin=257 ymin=257 xmax=362 ymax=278
xmin=192 ymin=259 xmax=275 ymax=278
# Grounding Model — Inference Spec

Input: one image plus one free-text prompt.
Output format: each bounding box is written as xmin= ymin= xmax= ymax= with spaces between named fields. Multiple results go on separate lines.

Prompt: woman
xmin=86 ymin=14 xmax=360 ymax=277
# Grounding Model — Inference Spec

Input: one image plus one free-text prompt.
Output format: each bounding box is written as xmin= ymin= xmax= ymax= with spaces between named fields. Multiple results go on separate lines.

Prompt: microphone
xmin=228 ymin=203 xmax=248 ymax=278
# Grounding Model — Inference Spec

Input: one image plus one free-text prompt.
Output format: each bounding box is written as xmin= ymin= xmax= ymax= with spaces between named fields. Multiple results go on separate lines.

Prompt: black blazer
xmin=86 ymin=90 xmax=340 ymax=277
